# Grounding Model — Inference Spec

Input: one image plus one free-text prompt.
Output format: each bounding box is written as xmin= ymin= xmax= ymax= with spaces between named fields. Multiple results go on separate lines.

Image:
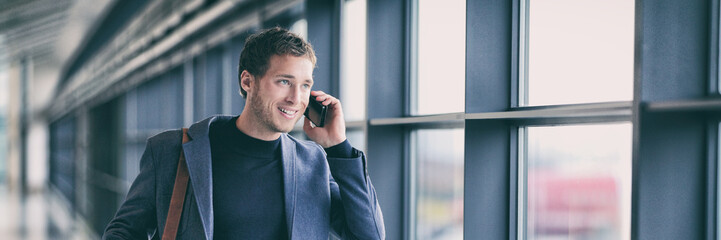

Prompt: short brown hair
xmin=237 ymin=27 xmax=317 ymax=98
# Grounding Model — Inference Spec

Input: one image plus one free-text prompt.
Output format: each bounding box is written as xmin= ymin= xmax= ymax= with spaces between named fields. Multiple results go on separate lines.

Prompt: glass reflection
xmin=524 ymin=123 xmax=632 ymax=240
xmin=523 ymin=0 xmax=634 ymax=106
xmin=415 ymin=0 xmax=465 ymax=115
xmin=290 ymin=18 xmax=308 ymax=40
xmin=346 ymin=129 xmax=365 ymax=152
xmin=413 ymin=128 xmax=464 ymax=240
xmin=340 ymin=0 xmax=367 ymax=121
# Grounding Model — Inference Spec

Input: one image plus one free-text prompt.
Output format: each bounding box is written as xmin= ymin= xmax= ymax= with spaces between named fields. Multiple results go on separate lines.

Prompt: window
xmin=346 ymin=129 xmax=366 ymax=152
xmin=193 ymin=55 xmax=207 ymax=121
xmin=229 ymin=34 xmax=248 ymax=115
xmin=49 ymin=117 xmax=76 ymax=203
xmin=411 ymin=128 xmax=464 ymax=239
xmin=340 ymin=0 xmax=367 ymax=121
xmin=203 ymin=47 xmax=224 ymax=116
xmin=413 ymin=0 xmax=465 ymax=115
xmin=136 ymin=71 xmax=184 ymax=131
xmin=521 ymin=0 xmax=634 ymax=106
xmin=125 ymin=68 xmax=184 ymax=181
xmin=291 ymin=18 xmax=308 ymax=40
xmin=520 ymin=123 xmax=632 ymax=240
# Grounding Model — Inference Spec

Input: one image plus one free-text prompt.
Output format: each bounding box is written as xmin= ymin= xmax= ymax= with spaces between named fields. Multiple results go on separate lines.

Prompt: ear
xmin=240 ymin=70 xmax=254 ymax=94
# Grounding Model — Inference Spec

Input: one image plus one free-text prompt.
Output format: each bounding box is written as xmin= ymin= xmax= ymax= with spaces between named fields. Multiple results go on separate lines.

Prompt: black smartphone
xmin=304 ymin=95 xmax=327 ymax=127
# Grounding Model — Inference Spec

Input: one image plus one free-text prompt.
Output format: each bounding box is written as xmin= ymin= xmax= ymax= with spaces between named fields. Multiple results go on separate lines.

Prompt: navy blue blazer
xmin=103 ymin=116 xmax=385 ymax=239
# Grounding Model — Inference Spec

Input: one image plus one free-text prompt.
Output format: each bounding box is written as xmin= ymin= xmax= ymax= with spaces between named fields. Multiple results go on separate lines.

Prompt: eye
xmin=279 ymin=80 xmax=290 ymax=85
xmin=302 ymin=84 xmax=311 ymax=90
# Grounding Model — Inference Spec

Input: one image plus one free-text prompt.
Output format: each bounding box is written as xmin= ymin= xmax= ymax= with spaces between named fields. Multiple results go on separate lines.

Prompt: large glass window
xmin=49 ymin=117 xmax=76 ymax=203
xmin=340 ymin=0 xmax=367 ymax=121
xmin=411 ymin=128 xmax=464 ymax=239
xmin=229 ymin=34 xmax=247 ymax=115
xmin=521 ymin=0 xmax=634 ymax=106
xmin=414 ymin=0 xmax=465 ymax=115
xmin=520 ymin=123 xmax=632 ymax=240
xmin=345 ymin=129 xmax=365 ymax=152
xmin=193 ymin=55 xmax=207 ymax=121
xmin=136 ymin=70 xmax=184 ymax=132
xmin=204 ymin=47 xmax=224 ymax=116
xmin=291 ymin=18 xmax=308 ymax=40
xmin=125 ymin=68 xmax=184 ymax=180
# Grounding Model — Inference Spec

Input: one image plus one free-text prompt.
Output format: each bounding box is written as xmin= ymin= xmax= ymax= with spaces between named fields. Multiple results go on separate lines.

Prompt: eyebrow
xmin=275 ymin=74 xmax=313 ymax=84
xmin=275 ymin=74 xmax=295 ymax=79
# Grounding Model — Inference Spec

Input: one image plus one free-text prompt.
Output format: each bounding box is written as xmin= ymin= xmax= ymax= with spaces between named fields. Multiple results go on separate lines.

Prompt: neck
xmin=236 ymin=111 xmax=282 ymax=141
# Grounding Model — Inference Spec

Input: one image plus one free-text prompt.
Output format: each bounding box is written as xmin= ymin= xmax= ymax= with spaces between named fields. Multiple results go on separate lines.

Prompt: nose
xmin=285 ymin=84 xmax=303 ymax=104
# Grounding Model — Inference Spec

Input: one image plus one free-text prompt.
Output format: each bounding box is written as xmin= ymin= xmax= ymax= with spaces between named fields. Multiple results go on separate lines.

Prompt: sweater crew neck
xmin=212 ymin=116 xmax=281 ymax=159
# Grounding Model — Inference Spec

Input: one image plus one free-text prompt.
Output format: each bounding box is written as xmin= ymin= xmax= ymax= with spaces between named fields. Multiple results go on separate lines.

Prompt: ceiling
xmin=0 ymin=0 xmax=113 ymax=111
xmin=0 ymin=0 xmax=73 ymax=66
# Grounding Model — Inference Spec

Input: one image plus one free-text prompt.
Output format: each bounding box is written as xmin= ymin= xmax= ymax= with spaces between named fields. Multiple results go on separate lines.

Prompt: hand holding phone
xmin=304 ymin=91 xmax=347 ymax=148
xmin=304 ymin=95 xmax=327 ymax=127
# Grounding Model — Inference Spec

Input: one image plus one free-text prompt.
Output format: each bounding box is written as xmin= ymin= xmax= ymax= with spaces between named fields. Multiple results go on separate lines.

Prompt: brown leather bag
xmin=162 ymin=128 xmax=190 ymax=240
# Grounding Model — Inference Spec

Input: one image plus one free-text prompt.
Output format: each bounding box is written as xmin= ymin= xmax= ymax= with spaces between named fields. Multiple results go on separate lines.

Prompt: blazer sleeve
xmin=102 ymin=138 xmax=158 ymax=240
xmin=328 ymin=149 xmax=386 ymax=240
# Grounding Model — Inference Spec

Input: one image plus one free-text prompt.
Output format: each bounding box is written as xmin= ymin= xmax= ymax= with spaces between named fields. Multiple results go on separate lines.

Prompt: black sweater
xmin=209 ymin=116 xmax=353 ymax=239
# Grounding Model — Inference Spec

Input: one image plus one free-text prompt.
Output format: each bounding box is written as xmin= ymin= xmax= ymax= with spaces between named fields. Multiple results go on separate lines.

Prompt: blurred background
xmin=0 ymin=0 xmax=719 ymax=239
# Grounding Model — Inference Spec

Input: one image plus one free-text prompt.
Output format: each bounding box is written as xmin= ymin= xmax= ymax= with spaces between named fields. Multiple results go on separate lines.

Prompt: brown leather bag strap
xmin=162 ymin=128 xmax=190 ymax=240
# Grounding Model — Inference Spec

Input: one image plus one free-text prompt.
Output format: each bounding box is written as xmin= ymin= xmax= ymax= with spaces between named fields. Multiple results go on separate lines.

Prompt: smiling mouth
xmin=278 ymin=107 xmax=298 ymax=118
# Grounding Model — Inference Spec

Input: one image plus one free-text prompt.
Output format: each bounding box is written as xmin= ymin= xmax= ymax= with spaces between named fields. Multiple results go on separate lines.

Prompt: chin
xmin=274 ymin=122 xmax=297 ymax=133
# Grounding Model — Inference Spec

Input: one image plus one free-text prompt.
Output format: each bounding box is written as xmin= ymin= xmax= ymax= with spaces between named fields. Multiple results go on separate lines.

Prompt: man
xmin=102 ymin=27 xmax=385 ymax=239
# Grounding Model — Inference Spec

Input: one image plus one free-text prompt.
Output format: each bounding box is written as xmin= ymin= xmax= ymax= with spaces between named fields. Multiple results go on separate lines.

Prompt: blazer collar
xmin=183 ymin=115 xmax=230 ymax=240
xmin=280 ymin=134 xmax=297 ymax=239
xmin=182 ymin=115 xmax=299 ymax=239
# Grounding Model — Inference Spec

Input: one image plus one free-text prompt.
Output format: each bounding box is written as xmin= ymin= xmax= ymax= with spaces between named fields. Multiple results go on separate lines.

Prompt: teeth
xmin=279 ymin=108 xmax=297 ymax=115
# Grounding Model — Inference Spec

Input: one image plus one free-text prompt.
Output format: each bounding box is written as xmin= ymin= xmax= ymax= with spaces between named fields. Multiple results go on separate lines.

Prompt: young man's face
xmin=245 ymin=54 xmax=314 ymax=134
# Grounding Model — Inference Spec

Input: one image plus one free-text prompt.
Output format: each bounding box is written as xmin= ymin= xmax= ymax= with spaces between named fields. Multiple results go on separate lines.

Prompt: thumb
xmin=303 ymin=116 xmax=316 ymax=133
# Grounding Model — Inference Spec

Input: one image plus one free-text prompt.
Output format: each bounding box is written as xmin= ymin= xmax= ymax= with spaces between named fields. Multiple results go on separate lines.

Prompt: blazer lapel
xmin=183 ymin=117 xmax=217 ymax=240
xmin=180 ymin=116 xmax=296 ymax=239
xmin=280 ymin=134 xmax=297 ymax=239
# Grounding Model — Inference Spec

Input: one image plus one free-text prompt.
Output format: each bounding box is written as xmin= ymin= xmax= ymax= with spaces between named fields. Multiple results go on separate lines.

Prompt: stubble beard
xmin=248 ymin=92 xmax=296 ymax=134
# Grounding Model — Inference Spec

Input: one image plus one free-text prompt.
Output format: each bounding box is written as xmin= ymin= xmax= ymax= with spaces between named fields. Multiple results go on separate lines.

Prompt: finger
xmin=322 ymin=98 xmax=333 ymax=106
xmin=311 ymin=90 xmax=326 ymax=97
xmin=315 ymin=93 xmax=331 ymax=101
xmin=322 ymin=95 xmax=340 ymax=105
xmin=302 ymin=117 xmax=314 ymax=131
xmin=315 ymin=94 xmax=338 ymax=104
